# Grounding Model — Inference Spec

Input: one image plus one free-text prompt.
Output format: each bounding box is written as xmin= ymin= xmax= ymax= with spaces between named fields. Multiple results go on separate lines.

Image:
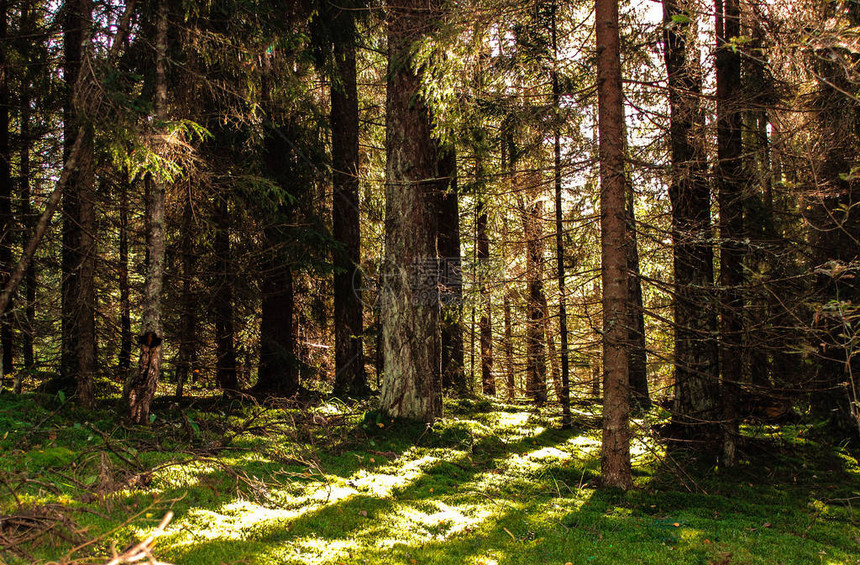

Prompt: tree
xmin=58 ymin=0 xmax=97 ymax=407
xmin=127 ymin=0 xmax=169 ymax=424
xmin=715 ymin=0 xmax=746 ymax=464
xmin=379 ymin=0 xmax=443 ymax=422
xmin=596 ymin=0 xmax=633 ymax=490
xmin=662 ymin=0 xmax=721 ymax=440
xmin=326 ymin=1 xmax=368 ymax=399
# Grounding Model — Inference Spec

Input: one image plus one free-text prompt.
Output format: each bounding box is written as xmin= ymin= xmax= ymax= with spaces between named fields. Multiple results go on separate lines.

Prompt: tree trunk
xmin=118 ymin=177 xmax=132 ymax=377
xmin=128 ymin=0 xmax=168 ymax=423
xmin=256 ymin=258 xmax=297 ymax=396
xmin=57 ymin=0 xmax=96 ymax=407
xmin=596 ymin=0 xmax=633 ymax=490
xmin=662 ymin=0 xmax=721 ymax=440
xmin=521 ymin=190 xmax=547 ymax=405
xmin=379 ymin=0 xmax=442 ymax=422
xmin=626 ymin=190 xmax=649 ymax=409
xmin=213 ymin=194 xmax=238 ymax=393
xmin=477 ymin=198 xmax=494 ymax=396
xmin=331 ymin=9 xmax=367 ymax=398
xmin=504 ymin=292 xmax=514 ymax=399
xmin=437 ymin=145 xmax=466 ymax=395
xmin=715 ymin=0 xmax=745 ymax=466
xmin=175 ymin=193 xmax=196 ymax=397
xmin=551 ymin=0 xmax=572 ymax=429
xmin=0 ymin=0 xmax=13 ymax=385
xmin=19 ymin=60 xmax=35 ymax=374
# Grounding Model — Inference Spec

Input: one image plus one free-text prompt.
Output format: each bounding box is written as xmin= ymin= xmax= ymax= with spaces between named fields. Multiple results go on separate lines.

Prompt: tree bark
xmin=662 ymin=0 xmax=721 ymax=440
xmin=175 ymin=194 xmax=196 ymax=397
xmin=19 ymin=56 xmax=35 ymax=374
xmin=0 ymin=0 xmax=13 ymax=384
xmin=477 ymin=197 xmax=494 ymax=396
xmin=213 ymin=194 xmax=238 ymax=393
xmin=118 ymin=178 xmax=132 ymax=377
xmin=437 ymin=145 xmax=466 ymax=395
xmin=57 ymin=0 xmax=96 ymax=407
xmin=596 ymin=0 xmax=633 ymax=490
xmin=379 ymin=0 xmax=442 ymax=422
xmin=521 ymin=189 xmax=547 ymax=405
xmin=331 ymin=8 xmax=367 ymax=398
xmin=715 ymin=0 xmax=745 ymax=465
xmin=128 ymin=0 xmax=168 ymax=423
xmin=626 ymin=190 xmax=649 ymax=409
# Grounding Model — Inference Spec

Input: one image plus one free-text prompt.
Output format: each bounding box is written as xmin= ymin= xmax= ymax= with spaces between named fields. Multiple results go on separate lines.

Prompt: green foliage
xmin=1 ymin=395 xmax=859 ymax=564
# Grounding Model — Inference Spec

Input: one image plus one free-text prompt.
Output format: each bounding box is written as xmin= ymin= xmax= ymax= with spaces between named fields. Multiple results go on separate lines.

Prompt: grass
xmin=0 ymin=393 xmax=859 ymax=564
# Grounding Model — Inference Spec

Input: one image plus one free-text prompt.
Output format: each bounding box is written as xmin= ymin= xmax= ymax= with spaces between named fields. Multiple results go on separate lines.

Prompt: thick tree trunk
xmin=437 ymin=145 xmax=466 ymax=395
xmin=662 ymin=0 xmax=721 ymax=440
xmin=596 ymin=0 xmax=633 ymax=490
xmin=521 ymin=191 xmax=547 ymax=405
xmin=128 ymin=0 xmax=168 ymax=423
xmin=331 ymin=10 xmax=367 ymax=398
xmin=256 ymin=259 xmax=297 ymax=396
xmin=715 ymin=0 xmax=745 ymax=465
xmin=57 ymin=0 xmax=96 ymax=407
xmin=379 ymin=0 xmax=442 ymax=422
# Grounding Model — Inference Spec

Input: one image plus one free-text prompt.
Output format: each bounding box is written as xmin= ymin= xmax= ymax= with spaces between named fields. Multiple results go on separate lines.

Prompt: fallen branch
xmin=103 ymin=511 xmax=174 ymax=565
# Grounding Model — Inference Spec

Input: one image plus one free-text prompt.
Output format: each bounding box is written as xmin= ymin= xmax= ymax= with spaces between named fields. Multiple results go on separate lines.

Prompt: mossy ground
xmin=1 ymin=393 xmax=858 ymax=564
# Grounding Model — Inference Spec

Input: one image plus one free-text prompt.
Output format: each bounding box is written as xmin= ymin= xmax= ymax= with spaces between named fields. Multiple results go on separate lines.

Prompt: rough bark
xmin=626 ymin=190 xmax=649 ymax=409
xmin=128 ymin=0 xmax=168 ymax=423
xmin=551 ymin=0 xmax=571 ymax=425
xmin=256 ymin=258 xmax=297 ymax=396
xmin=379 ymin=0 xmax=442 ymax=422
xmin=437 ymin=145 xmax=466 ymax=395
xmin=521 ymin=190 xmax=547 ymax=405
xmin=175 ymin=195 xmax=196 ymax=397
xmin=331 ymin=9 xmax=367 ymax=398
xmin=715 ymin=0 xmax=745 ymax=465
xmin=57 ymin=0 xmax=96 ymax=407
xmin=213 ymin=194 xmax=238 ymax=393
xmin=0 ymin=0 xmax=13 ymax=383
xmin=477 ymin=198 xmax=494 ymax=396
xmin=118 ymin=178 xmax=132 ymax=376
xmin=19 ymin=63 xmax=35 ymax=373
xmin=662 ymin=0 xmax=721 ymax=440
xmin=596 ymin=0 xmax=633 ymax=490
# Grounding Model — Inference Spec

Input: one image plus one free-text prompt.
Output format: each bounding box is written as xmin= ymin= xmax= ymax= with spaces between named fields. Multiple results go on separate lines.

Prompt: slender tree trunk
xmin=214 ymin=194 xmax=238 ymax=393
xmin=551 ymin=0 xmax=571 ymax=425
xmin=331 ymin=10 xmax=367 ymax=398
xmin=504 ymin=292 xmax=514 ymax=399
xmin=256 ymin=257 xmax=297 ymax=396
xmin=662 ymin=0 xmax=721 ymax=440
xmin=477 ymin=198 xmax=494 ymax=396
xmin=542 ymin=297 xmax=561 ymax=401
xmin=626 ymin=191 xmax=649 ymax=409
xmin=20 ymin=68 xmax=35 ymax=374
xmin=118 ymin=177 xmax=131 ymax=376
xmin=0 ymin=0 xmax=12 ymax=385
xmin=596 ymin=0 xmax=633 ymax=490
xmin=437 ymin=145 xmax=466 ymax=395
xmin=379 ymin=0 xmax=442 ymax=422
xmin=128 ymin=0 xmax=168 ymax=423
xmin=175 ymin=193 xmax=196 ymax=397
xmin=715 ymin=0 xmax=745 ymax=466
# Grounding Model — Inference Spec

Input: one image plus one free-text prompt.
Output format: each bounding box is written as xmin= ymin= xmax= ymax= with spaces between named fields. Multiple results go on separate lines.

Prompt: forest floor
xmin=0 ymin=392 xmax=858 ymax=565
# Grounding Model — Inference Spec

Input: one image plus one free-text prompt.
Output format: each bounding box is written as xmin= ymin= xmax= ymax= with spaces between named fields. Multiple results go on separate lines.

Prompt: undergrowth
xmin=0 ymin=393 xmax=858 ymax=564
